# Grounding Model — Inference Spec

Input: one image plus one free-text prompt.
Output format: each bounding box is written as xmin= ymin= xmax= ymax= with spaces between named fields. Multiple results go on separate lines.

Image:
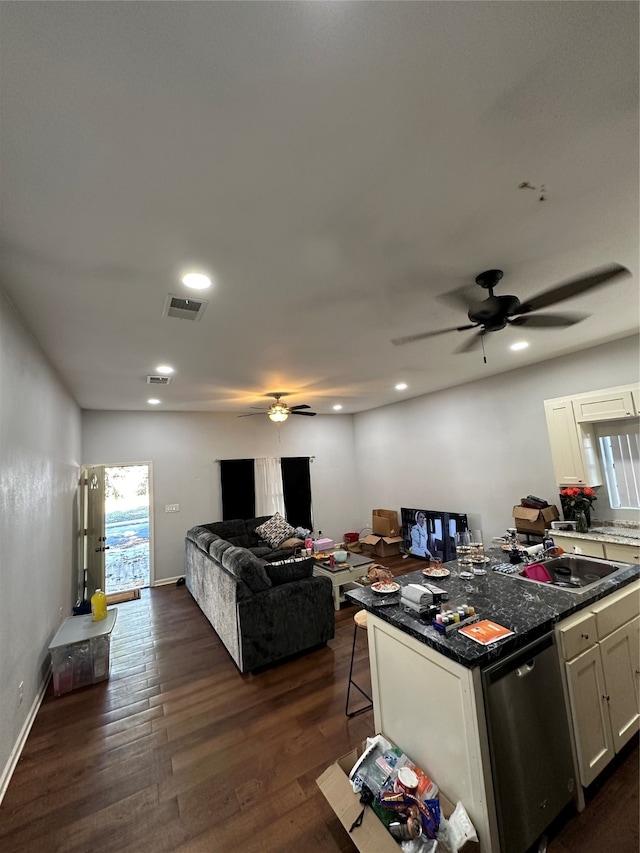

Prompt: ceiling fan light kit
xmin=239 ymin=393 xmax=317 ymax=422
xmin=268 ymin=405 xmax=289 ymax=423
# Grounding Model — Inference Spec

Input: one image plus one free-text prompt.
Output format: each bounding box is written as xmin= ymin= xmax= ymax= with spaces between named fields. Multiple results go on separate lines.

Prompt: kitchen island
xmin=345 ymin=552 xmax=639 ymax=853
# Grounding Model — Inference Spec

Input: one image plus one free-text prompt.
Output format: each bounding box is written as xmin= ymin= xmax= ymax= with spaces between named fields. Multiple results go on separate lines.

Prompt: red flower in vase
xmin=560 ymin=487 xmax=597 ymax=520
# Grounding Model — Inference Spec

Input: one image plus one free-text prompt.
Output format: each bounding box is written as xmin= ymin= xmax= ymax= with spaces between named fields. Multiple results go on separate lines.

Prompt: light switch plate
xmin=165 ymin=504 xmax=180 ymax=513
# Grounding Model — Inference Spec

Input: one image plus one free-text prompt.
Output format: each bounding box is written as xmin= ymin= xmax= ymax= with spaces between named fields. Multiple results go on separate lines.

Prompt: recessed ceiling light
xmin=155 ymin=365 xmax=174 ymax=375
xmin=333 ymin=404 xmax=343 ymax=411
xmin=395 ymin=383 xmax=408 ymax=391
xmin=181 ymin=272 xmax=212 ymax=290
xmin=148 ymin=398 xmax=161 ymax=405
xmin=510 ymin=341 xmax=529 ymax=351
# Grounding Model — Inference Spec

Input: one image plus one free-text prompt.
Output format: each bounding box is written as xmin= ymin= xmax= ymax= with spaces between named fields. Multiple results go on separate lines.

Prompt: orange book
xmin=459 ymin=619 xmax=514 ymax=645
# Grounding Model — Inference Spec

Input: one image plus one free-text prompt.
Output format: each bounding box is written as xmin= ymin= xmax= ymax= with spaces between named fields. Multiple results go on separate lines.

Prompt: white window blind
xmin=596 ymin=421 xmax=640 ymax=509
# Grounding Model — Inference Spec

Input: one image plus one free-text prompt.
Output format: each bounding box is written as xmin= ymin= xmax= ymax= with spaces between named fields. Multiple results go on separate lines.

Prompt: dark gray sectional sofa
xmin=185 ymin=518 xmax=335 ymax=673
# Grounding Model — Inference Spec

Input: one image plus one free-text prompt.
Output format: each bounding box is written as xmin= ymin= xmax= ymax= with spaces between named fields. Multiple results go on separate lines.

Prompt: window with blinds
xmin=596 ymin=421 xmax=640 ymax=509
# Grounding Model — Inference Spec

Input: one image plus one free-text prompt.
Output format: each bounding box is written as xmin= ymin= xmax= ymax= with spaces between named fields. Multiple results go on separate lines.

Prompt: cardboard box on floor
xmin=512 ymin=504 xmax=560 ymax=536
xmin=372 ymin=509 xmax=400 ymax=537
xmin=317 ymin=742 xmax=479 ymax=853
xmin=360 ymin=534 xmax=403 ymax=558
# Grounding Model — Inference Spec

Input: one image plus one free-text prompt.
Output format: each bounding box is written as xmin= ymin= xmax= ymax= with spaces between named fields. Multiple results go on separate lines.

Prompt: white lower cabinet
xmin=551 ymin=533 xmax=639 ymax=563
xmin=558 ymin=582 xmax=640 ymax=789
xmin=599 ymin=615 xmax=640 ymax=752
xmin=565 ymin=645 xmax=614 ymax=786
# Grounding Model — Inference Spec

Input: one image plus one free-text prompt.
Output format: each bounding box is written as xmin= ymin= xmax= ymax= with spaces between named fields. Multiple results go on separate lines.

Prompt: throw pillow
xmin=254 ymin=512 xmax=296 ymax=549
xmin=279 ymin=536 xmax=305 ymax=549
xmin=265 ymin=556 xmax=314 ymax=586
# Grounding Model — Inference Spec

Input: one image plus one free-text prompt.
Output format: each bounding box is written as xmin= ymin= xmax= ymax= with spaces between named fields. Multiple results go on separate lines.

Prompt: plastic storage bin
xmin=49 ymin=609 xmax=117 ymax=696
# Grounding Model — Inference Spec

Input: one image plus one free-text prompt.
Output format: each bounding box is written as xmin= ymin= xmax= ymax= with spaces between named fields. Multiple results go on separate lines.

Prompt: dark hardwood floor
xmin=1 ymin=553 xmax=637 ymax=853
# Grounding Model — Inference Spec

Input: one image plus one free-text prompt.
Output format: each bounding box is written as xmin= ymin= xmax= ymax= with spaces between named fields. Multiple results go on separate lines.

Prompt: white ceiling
xmin=1 ymin=2 xmax=638 ymax=415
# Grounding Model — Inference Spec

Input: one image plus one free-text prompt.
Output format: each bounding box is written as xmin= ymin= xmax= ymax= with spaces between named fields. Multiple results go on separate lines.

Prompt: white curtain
xmin=254 ymin=458 xmax=286 ymax=517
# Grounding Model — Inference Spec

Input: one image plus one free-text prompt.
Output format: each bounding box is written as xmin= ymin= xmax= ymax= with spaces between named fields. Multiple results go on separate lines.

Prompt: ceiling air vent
xmin=147 ymin=375 xmax=171 ymax=385
xmin=163 ymin=294 xmax=208 ymax=322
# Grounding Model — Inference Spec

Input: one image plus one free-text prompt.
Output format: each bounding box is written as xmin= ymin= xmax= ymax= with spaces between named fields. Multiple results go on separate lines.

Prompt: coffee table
xmin=313 ymin=552 xmax=375 ymax=610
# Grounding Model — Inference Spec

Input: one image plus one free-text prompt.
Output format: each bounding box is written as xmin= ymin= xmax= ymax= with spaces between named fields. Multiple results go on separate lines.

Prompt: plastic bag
xmin=437 ymin=801 xmax=478 ymax=852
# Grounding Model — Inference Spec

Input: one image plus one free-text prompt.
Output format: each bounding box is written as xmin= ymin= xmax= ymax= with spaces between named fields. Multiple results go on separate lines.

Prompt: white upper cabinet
xmin=544 ymin=384 xmax=639 ymax=487
xmin=573 ymin=388 xmax=637 ymax=423
xmin=544 ymin=398 xmax=602 ymax=486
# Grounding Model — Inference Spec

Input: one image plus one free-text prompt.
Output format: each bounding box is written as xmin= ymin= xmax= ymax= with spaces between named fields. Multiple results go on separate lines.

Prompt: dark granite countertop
xmin=345 ymin=551 xmax=639 ymax=670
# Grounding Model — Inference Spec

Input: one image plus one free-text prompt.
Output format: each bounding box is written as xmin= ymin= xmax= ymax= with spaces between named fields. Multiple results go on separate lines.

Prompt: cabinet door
xmin=565 ymin=647 xmax=614 ymax=787
xmin=573 ymin=390 xmax=636 ymax=423
xmin=544 ymin=399 xmax=589 ymax=485
xmin=604 ymin=542 xmax=640 ymax=564
xmin=552 ymin=534 xmax=606 ymax=559
xmin=599 ymin=617 xmax=640 ymax=753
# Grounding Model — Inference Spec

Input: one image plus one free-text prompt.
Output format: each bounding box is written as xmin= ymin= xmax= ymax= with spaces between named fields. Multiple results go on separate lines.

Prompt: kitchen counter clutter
xmin=345 ymin=552 xmax=639 ymax=853
xmin=345 ymin=549 xmax=639 ymax=669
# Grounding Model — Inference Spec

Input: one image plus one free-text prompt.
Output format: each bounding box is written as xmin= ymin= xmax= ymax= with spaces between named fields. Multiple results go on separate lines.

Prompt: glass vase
xmin=575 ymin=511 xmax=588 ymax=534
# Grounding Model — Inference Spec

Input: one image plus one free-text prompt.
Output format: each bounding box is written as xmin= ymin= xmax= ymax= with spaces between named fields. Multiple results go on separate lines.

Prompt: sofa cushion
xmin=221 ymin=546 xmax=272 ymax=593
xmin=187 ymin=527 xmax=220 ymax=553
xmin=209 ymin=538 xmax=233 ymax=563
xmin=264 ymin=556 xmax=314 ymax=586
xmin=247 ymin=546 xmax=274 ymax=558
xmin=254 ymin=512 xmax=296 ymax=549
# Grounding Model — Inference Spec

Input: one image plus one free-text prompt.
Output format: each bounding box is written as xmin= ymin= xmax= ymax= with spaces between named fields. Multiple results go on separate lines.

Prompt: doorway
xmin=104 ymin=464 xmax=151 ymax=594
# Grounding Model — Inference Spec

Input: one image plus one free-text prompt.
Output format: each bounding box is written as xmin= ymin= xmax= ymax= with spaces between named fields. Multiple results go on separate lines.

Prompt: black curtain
xmin=281 ymin=457 xmax=313 ymax=530
xmin=220 ymin=459 xmax=255 ymax=520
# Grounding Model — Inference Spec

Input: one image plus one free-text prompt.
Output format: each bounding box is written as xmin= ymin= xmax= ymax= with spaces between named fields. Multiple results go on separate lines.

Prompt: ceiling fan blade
xmin=509 ymin=312 xmax=588 ymax=328
xmin=453 ymin=330 xmax=485 ymax=354
xmin=516 ymin=263 xmax=630 ymax=314
xmin=238 ymin=412 xmax=266 ymax=418
xmin=291 ymin=410 xmax=316 ymax=416
xmin=391 ymin=323 xmax=478 ymax=346
xmin=249 ymin=406 xmax=269 ymax=411
xmin=289 ymin=404 xmax=311 ymax=411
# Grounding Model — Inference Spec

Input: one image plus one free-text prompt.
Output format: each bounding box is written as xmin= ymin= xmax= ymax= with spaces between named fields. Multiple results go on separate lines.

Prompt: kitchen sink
xmin=516 ymin=554 xmax=631 ymax=593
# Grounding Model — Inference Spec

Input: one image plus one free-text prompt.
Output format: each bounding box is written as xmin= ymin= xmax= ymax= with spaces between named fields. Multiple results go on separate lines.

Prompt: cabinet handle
xmin=581 ymin=633 xmax=589 ymax=640
xmin=603 ymin=695 xmax=610 ymax=702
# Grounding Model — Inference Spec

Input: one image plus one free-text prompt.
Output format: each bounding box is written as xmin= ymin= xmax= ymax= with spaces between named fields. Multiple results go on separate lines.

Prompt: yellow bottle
xmin=91 ymin=588 xmax=107 ymax=621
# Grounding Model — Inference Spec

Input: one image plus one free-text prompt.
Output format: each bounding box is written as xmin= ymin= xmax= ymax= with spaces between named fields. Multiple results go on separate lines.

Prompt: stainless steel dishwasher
xmin=482 ymin=633 xmax=576 ymax=853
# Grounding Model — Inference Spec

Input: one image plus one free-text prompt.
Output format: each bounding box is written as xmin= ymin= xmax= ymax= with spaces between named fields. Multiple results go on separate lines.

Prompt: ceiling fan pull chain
xmin=481 ymin=334 xmax=487 ymax=364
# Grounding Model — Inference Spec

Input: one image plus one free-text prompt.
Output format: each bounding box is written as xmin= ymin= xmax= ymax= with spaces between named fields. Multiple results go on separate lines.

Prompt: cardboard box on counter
xmin=316 ymin=742 xmax=479 ymax=853
xmin=372 ymin=509 xmax=400 ymax=538
xmin=361 ymin=534 xmax=403 ymax=558
xmin=512 ymin=504 xmax=560 ymax=536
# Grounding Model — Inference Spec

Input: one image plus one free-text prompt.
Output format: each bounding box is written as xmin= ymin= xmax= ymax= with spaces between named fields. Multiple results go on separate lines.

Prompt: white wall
xmin=353 ymin=335 xmax=640 ymax=540
xmin=81 ymin=411 xmax=360 ymax=583
xmin=0 ymin=289 xmax=81 ymax=799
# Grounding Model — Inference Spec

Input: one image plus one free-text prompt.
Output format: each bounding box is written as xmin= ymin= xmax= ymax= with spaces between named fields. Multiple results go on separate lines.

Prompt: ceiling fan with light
xmin=239 ymin=393 xmax=317 ymax=422
xmin=391 ymin=263 xmax=631 ymax=354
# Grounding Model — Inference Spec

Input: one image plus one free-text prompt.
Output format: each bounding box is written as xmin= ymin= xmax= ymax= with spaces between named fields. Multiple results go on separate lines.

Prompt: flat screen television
xmin=400 ymin=507 xmax=468 ymax=563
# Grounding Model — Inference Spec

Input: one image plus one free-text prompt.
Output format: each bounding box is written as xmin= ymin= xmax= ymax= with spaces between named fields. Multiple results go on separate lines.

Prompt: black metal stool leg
xmin=345 ymin=617 xmax=373 ymax=717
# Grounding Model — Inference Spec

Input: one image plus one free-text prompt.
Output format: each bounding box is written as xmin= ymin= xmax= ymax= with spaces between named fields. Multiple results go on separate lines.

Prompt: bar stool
xmin=345 ymin=609 xmax=373 ymax=717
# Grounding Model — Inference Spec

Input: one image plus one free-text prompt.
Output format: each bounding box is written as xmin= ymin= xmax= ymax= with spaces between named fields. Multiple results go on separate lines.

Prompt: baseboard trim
xmin=153 ymin=575 xmax=184 ymax=587
xmin=0 ymin=668 xmax=51 ymax=806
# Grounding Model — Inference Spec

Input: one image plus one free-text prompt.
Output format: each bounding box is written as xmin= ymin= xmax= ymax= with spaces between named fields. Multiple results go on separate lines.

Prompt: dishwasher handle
xmin=516 ymin=660 xmax=535 ymax=677
xmin=482 ymin=633 xmax=554 ymax=685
